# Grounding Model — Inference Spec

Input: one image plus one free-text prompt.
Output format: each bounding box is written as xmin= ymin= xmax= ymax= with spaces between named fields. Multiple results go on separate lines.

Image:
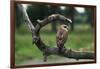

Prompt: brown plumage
xmin=56 ymin=24 xmax=69 ymax=53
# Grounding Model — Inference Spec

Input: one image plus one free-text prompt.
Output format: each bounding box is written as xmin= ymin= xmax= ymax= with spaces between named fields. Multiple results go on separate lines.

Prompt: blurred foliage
xmin=85 ymin=8 xmax=93 ymax=27
xmin=26 ymin=5 xmax=49 ymax=26
xmin=15 ymin=4 xmax=94 ymax=31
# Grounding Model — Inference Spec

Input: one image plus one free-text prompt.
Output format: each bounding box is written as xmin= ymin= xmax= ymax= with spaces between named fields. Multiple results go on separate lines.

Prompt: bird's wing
xmin=56 ymin=29 xmax=68 ymax=45
xmin=62 ymin=30 xmax=68 ymax=43
xmin=56 ymin=29 xmax=64 ymax=45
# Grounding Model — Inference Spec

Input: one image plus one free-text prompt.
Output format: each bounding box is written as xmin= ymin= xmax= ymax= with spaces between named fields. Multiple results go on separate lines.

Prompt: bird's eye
xmin=64 ymin=26 xmax=66 ymax=28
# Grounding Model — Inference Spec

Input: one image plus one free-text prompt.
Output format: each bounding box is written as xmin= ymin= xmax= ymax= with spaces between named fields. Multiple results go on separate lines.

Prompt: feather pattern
xmin=56 ymin=24 xmax=69 ymax=52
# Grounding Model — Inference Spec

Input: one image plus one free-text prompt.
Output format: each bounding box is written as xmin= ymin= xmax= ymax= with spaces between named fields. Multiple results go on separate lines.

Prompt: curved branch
xmin=35 ymin=14 xmax=72 ymax=36
xmin=33 ymin=14 xmax=94 ymax=61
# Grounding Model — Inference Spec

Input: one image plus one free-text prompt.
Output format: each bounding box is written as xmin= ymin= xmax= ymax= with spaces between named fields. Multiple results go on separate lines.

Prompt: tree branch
xmin=43 ymin=47 xmax=94 ymax=61
xmin=19 ymin=5 xmax=94 ymax=62
xmin=35 ymin=14 xmax=94 ymax=61
xmin=17 ymin=4 xmax=35 ymax=32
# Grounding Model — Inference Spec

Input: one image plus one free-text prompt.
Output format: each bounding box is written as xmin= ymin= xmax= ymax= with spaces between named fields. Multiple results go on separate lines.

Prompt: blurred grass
xmin=15 ymin=23 xmax=94 ymax=64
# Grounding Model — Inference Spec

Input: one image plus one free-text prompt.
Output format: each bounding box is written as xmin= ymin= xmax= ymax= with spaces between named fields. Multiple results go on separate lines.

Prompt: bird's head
xmin=60 ymin=24 xmax=69 ymax=31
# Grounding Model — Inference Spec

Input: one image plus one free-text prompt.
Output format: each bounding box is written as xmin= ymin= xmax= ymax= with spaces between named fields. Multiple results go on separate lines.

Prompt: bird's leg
xmin=58 ymin=47 xmax=61 ymax=53
xmin=58 ymin=44 xmax=63 ymax=54
xmin=57 ymin=44 xmax=61 ymax=54
xmin=59 ymin=44 xmax=66 ymax=54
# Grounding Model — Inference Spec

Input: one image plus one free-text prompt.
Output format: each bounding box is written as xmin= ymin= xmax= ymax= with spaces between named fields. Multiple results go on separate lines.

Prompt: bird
xmin=56 ymin=24 xmax=69 ymax=53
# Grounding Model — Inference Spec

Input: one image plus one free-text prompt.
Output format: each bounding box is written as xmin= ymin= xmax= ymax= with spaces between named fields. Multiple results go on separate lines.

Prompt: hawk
xmin=56 ymin=24 xmax=69 ymax=53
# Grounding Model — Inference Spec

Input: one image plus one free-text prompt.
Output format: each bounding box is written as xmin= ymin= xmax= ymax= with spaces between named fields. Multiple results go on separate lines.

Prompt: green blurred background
xmin=15 ymin=4 xmax=95 ymax=65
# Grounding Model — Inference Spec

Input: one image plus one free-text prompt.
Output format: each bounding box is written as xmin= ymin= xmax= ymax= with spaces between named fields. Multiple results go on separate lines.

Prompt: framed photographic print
xmin=10 ymin=0 xmax=96 ymax=68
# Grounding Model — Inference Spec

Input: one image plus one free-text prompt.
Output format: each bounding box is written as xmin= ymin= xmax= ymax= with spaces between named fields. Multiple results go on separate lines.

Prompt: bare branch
xmin=43 ymin=47 xmax=94 ymax=61
xmin=37 ymin=14 xmax=72 ymax=28
xmin=17 ymin=4 xmax=35 ymax=32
